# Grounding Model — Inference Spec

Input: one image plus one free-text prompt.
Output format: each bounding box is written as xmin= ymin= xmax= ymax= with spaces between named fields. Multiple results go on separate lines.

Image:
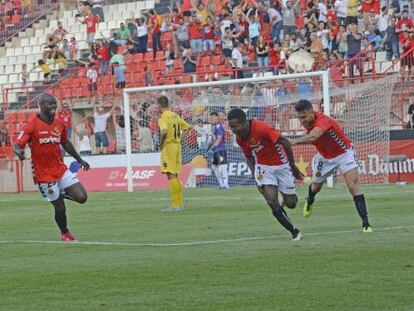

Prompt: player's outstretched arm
xmin=278 ymin=136 xmax=304 ymax=181
xmin=290 ymin=127 xmax=324 ymax=145
xmin=13 ymin=144 xmax=25 ymax=161
xmin=61 ymin=140 xmax=90 ymax=171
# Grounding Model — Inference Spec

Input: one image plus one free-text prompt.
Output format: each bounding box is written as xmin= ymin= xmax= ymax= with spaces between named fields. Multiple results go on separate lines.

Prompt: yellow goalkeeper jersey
xmin=158 ymin=110 xmax=190 ymax=144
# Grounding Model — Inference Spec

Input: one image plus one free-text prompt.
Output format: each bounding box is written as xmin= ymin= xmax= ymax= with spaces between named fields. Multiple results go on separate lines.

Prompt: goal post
xmin=122 ymin=71 xmax=395 ymax=192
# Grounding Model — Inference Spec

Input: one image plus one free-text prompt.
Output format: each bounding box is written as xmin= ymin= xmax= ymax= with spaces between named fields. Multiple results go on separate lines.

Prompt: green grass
xmin=1 ymin=184 xmax=414 ymax=311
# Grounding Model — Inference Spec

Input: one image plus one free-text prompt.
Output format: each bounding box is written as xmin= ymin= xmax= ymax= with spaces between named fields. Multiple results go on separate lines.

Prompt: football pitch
xmin=1 ymin=184 xmax=414 ymax=311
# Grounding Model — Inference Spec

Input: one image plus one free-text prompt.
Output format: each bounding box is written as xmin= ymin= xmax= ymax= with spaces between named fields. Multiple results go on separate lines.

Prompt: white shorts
xmin=254 ymin=163 xmax=296 ymax=195
xmin=37 ymin=170 xmax=79 ymax=202
xmin=311 ymin=148 xmax=359 ymax=184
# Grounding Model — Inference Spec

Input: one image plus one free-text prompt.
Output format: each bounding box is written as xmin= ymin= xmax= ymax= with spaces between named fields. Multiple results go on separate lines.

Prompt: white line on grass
xmin=0 ymin=225 xmax=413 ymax=247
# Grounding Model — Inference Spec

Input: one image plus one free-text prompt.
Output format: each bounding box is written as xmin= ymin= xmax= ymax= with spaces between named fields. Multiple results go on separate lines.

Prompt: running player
xmin=206 ymin=112 xmax=229 ymax=190
xmin=157 ymin=95 xmax=190 ymax=212
xmin=13 ymin=94 xmax=90 ymax=242
xmin=227 ymin=108 xmax=303 ymax=241
xmin=291 ymin=99 xmax=372 ymax=233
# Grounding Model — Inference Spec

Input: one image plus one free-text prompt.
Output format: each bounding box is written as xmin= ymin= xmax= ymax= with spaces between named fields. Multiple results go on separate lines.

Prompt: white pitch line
xmin=0 ymin=225 xmax=413 ymax=247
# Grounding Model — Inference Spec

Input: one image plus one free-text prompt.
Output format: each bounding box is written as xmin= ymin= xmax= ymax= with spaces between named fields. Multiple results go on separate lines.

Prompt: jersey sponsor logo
xmin=39 ymin=131 xmax=48 ymax=134
xmin=51 ymin=127 xmax=61 ymax=136
xmin=39 ymin=136 xmax=61 ymax=144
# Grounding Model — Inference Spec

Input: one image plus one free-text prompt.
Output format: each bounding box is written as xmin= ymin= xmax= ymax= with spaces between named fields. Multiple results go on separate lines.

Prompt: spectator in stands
xmin=93 ymin=104 xmax=117 ymax=154
xmin=118 ymin=22 xmax=131 ymax=44
xmin=231 ymin=40 xmax=244 ymax=79
xmin=0 ymin=126 xmax=8 ymax=147
xmin=378 ymin=6 xmax=391 ymax=36
xmin=148 ymin=9 xmax=163 ymax=57
xmin=92 ymin=0 xmax=104 ymax=22
xmin=110 ymin=46 xmax=125 ymax=66
xmin=400 ymin=31 xmax=414 ymax=79
xmin=135 ymin=17 xmax=148 ymax=53
xmin=30 ymin=60 xmax=52 ymax=84
xmin=96 ymin=41 xmax=110 ymax=75
xmin=336 ymin=25 xmax=348 ymax=58
xmin=203 ymin=16 xmax=216 ymax=55
xmin=53 ymin=22 xmax=68 ymax=42
xmin=265 ymin=1 xmax=282 ymax=43
xmin=189 ymin=16 xmax=203 ymax=55
xmin=70 ymin=37 xmax=78 ymax=60
xmin=176 ymin=16 xmax=190 ymax=51
xmin=20 ymin=64 xmax=28 ymax=86
xmin=61 ymin=38 xmax=71 ymax=59
xmin=87 ymin=63 xmax=98 ymax=101
xmin=334 ymin=0 xmax=347 ymax=26
xmin=43 ymin=36 xmax=59 ymax=61
xmin=144 ymin=66 xmax=154 ymax=86
xmin=164 ymin=42 xmax=175 ymax=74
xmin=256 ymin=35 xmax=269 ymax=68
xmin=56 ymin=52 xmax=68 ymax=77
xmin=408 ymin=101 xmax=414 ymax=128
xmin=138 ymin=120 xmax=154 ymax=152
xmin=113 ymin=62 xmax=126 ymax=89
xmin=242 ymin=7 xmax=260 ymax=48
xmin=77 ymin=10 xmax=99 ymax=48
xmin=281 ymin=0 xmax=300 ymax=36
xmin=310 ymin=32 xmax=324 ymax=61
xmin=56 ymin=102 xmax=73 ymax=140
xmin=383 ymin=17 xmax=399 ymax=60
xmin=78 ymin=133 xmax=92 ymax=156
xmin=346 ymin=0 xmax=359 ymax=25
xmin=182 ymin=48 xmax=197 ymax=73
xmin=347 ymin=24 xmax=363 ymax=81
xmin=222 ymin=26 xmax=236 ymax=66
xmin=112 ymin=111 xmax=126 ymax=154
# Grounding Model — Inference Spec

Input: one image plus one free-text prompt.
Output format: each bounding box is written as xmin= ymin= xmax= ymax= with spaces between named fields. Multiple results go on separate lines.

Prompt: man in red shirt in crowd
xmin=56 ymin=102 xmax=72 ymax=139
xmin=14 ymin=94 xmax=90 ymax=242
xmin=189 ymin=16 xmax=203 ymax=54
xmin=96 ymin=41 xmax=110 ymax=75
xmin=78 ymin=10 xmax=99 ymax=48
xmin=291 ymin=99 xmax=372 ymax=233
xmin=227 ymin=108 xmax=303 ymax=241
xmin=396 ymin=10 xmax=414 ymax=39
xmin=149 ymin=9 xmax=162 ymax=57
xmin=400 ymin=31 xmax=414 ymax=79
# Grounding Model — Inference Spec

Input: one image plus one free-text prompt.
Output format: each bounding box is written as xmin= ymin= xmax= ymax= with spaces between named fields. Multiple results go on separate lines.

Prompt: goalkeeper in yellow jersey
xmin=157 ymin=95 xmax=190 ymax=212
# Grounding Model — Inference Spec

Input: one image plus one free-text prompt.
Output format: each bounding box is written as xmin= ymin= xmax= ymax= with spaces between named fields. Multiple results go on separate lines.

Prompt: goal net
xmin=122 ymin=71 xmax=396 ymax=192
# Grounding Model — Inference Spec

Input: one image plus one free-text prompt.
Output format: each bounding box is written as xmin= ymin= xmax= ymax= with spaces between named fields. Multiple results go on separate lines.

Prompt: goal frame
xmin=123 ymin=70 xmax=331 ymax=192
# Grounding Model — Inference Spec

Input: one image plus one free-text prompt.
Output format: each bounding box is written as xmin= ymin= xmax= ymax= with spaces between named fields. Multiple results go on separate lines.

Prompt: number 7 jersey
xmin=158 ymin=110 xmax=190 ymax=144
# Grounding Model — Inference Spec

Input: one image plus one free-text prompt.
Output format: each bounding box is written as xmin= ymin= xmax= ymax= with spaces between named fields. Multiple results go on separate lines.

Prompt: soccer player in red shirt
xmin=13 ymin=94 xmax=90 ymax=242
xmin=291 ymin=99 xmax=372 ymax=233
xmin=227 ymin=109 xmax=303 ymax=241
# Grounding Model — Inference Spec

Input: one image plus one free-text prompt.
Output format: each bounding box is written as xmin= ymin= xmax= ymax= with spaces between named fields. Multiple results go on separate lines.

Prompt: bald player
xmin=14 ymin=94 xmax=90 ymax=242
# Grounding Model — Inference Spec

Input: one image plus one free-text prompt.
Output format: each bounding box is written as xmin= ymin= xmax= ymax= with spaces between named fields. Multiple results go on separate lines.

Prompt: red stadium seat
xmin=11 ymin=15 xmax=21 ymax=24
xmin=99 ymin=75 xmax=112 ymax=85
xmin=124 ymin=54 xmax=133 ymax=63
xmin=155 ymin=51 xmax=164 ymax=60
xmin=211 ymin=55 xmax=222 ymax=65
xmin=62 ymin=88 xmax=72 ymax=99
xmin=199 ymin=56 xmax=211 ymax=67
xmin=132 ymin=53 xmax=144 ymax=62
xmin=144 ymin=52 xmax=154 ymax=61
xmin=6 ymin=122 xmax=17 ymax=133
